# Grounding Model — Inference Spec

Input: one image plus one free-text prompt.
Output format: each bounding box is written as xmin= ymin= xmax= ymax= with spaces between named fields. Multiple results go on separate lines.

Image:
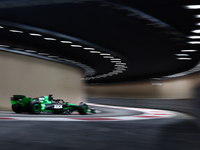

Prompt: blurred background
xmin=0 ymin=0 xmax=200 ymax=149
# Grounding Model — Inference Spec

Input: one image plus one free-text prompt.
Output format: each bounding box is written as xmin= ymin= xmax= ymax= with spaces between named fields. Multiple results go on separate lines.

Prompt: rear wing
xmin=12 ymin=95 xmax=26 ymax=100
xmin=11 ymin=95 xmax=26 ymax=105
xmin=11 ymin=95 xmax=32 ymax=106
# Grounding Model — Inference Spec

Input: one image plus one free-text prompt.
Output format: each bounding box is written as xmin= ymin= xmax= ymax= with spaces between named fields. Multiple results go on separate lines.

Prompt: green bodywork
xmin=11 ymin=95 xmax=30 ymax=107
xmin=11 ymin=95 xmax=95 ymax=114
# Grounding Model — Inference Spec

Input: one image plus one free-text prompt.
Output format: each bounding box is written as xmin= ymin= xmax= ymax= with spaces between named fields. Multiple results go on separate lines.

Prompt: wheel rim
xmin=83 ymin=105 xmax=88 ymax=112
xmin=33 ymin=104 xmax=40 ymax=112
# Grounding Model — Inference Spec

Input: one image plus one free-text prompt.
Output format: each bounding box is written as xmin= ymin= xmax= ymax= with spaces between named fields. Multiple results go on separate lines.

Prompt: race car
xmin=10 ymin=94 xmax=95 ymax=115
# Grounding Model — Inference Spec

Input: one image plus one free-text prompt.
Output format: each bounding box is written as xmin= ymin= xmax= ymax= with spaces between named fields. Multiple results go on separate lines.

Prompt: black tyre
xmin=78 ymin=103 xmax=88 ymax=115
xmin=29 ymin=101 xmax=41 ymax=114
xmin=12 ymin=103 xmax=22 ymax=113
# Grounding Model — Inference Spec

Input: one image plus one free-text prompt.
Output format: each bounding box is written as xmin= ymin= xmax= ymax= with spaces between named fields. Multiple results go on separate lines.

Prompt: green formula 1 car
xmin=11 ymin=94 xmax=95 ymax=115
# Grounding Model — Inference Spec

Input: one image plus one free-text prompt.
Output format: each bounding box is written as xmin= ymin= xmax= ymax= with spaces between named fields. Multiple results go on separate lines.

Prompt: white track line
xmin=0 ymin=103 xmax=177 ymax=121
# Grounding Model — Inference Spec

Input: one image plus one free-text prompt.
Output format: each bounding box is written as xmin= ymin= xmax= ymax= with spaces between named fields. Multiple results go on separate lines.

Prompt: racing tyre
xmin=78 ymin=103 xmax=88 ymax=115
xmin=12 ymin=103 xmax=22 ymax=113
xmin=29 ymin=101 xmax=41 ymax=114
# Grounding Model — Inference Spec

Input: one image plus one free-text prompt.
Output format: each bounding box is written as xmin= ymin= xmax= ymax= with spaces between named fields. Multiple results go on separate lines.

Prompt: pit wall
xmin=0 ymin=51 xmax=86 ymax=110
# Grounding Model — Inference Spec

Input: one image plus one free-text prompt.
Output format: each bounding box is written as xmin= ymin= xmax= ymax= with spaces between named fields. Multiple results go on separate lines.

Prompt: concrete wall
xmin=0 ymin=51 xmax=86 ymax=110
xmin=87 ymin=73 xmax=200 ymax=120
xmin=88 ymin=97 xmax=196 ymax=116
xmin=87 ymin=73 xmax=200 ymax=99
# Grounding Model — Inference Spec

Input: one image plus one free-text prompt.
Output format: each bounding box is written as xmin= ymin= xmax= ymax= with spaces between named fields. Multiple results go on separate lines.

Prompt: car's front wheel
xmin=78 ymin=103 xmax=88 ymax=115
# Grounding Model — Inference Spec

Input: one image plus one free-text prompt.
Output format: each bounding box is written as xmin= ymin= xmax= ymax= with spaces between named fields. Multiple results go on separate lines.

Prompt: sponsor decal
xmin=54 ymin=105 xmax=63 ymax=109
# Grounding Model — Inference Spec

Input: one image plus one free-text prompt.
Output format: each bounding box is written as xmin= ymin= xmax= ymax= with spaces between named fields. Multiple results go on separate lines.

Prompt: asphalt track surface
xmin=0 ymin=103 xmax=199 ymax=150
xmin=0 ymin=105 xmax=143 ymax=118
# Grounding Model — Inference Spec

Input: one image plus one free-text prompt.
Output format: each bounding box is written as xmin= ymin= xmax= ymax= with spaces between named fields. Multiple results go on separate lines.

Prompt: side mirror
xmin=49 ymin=94 xmax=53 ymax=101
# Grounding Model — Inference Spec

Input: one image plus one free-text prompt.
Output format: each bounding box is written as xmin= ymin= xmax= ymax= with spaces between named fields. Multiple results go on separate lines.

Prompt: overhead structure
xmin=0 ymin=0 xmax=200 ymax=84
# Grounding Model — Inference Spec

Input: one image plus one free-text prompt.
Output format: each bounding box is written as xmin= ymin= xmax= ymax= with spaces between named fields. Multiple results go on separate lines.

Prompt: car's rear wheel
xmin=78 ymin=103 xmax=88 ymax=115
xmin=29 ymin=101 xmax=41 ymax=114
xmin=12 ymin=103 xmax=22 ymax=113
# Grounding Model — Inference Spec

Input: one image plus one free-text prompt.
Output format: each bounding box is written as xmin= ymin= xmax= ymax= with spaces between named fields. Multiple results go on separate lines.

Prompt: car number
xmin=54 ymin=105 xmax=63 ymax=109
